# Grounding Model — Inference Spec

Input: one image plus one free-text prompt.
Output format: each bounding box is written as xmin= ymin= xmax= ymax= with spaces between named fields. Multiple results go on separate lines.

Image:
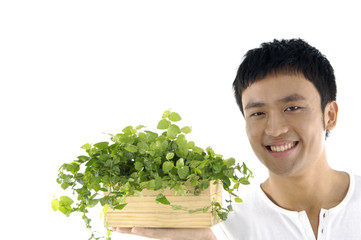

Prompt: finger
xmin=130 ymin=227 xmax=212 ymax=240
xmin=131 ymin=227 xmax=162 ymax=238
xmin=112 ymin=227 xmax=133 ymax=234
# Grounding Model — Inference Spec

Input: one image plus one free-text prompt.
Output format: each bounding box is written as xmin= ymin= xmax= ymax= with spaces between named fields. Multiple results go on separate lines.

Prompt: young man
xmin=113 ymin=39 xmax=361 ymax=239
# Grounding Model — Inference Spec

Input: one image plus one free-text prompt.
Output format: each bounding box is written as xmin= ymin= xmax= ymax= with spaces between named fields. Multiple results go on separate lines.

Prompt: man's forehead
xmin=241 ymin=74 xmax=319 ymax=108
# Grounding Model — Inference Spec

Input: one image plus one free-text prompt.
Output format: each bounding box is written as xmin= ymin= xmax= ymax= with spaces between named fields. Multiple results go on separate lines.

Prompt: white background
xmin=1 ymin=1 xmax=360 ymax=239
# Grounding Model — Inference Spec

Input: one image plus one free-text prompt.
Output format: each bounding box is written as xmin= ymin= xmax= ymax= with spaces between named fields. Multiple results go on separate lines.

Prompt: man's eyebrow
xmin=244 ymin=94 xmax=306 ymax=111
xmin=278 ymin=93 xmax=306 ymax=103
xmin=244 ymin=102 xmax=265 ymax=110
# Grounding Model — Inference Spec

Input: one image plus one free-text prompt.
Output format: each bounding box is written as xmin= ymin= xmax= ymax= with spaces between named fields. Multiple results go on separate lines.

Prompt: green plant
xmin=52 ymin=110 xmax=253 ymax=239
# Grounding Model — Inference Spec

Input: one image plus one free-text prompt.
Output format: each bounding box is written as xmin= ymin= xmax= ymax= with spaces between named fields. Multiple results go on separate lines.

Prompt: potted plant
xmin=52 ymin=110 xmax=253 ymax=239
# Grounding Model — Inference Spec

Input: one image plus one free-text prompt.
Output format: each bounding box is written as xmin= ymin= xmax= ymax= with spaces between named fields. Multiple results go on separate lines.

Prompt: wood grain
xmin=104 ymin=181 xmax=222 ymax=228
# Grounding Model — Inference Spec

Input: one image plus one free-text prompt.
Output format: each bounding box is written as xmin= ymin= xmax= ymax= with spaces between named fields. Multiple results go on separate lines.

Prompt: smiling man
xmin=113 ymin=39 xmax=361 ymax=240
xmin=212 ymin=39 xmax=361 ymax=240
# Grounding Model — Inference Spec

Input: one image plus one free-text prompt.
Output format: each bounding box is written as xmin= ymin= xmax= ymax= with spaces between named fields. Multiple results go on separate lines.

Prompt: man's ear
xmin=325 ymin=101 xmax=338 ymax=130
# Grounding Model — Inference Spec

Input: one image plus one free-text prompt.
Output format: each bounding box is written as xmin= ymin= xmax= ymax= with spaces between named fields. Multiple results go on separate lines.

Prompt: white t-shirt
xmin=211 ymin=174 xmax=361 ymax=240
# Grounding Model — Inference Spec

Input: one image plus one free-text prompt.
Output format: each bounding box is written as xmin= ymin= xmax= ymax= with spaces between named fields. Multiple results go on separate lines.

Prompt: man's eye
xmin=250 ymin=112 xmax=264 ymax=117
xmin=285 ymin=106 xmax=300 ymax=111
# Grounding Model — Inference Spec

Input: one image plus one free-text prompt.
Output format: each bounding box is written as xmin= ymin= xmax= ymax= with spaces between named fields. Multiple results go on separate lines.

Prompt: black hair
xmin=233 ymin=38 xmax=337 ymax=137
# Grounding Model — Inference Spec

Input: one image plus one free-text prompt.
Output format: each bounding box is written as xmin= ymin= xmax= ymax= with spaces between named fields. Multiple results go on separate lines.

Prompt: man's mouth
xmin=266 ymin=141 xmax=299 ymax=152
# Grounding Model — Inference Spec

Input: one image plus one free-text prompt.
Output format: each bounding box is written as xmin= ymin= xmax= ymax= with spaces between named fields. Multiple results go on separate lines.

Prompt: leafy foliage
xmin=53 ymin=110 xmax=253 ymax=239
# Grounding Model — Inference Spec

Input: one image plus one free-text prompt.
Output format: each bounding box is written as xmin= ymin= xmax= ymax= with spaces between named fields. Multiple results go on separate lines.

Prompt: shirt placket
xmin=298 ymin=211 xmax=316 ymax=240
xmin=317 ymin=209 xmax=329 ymax=240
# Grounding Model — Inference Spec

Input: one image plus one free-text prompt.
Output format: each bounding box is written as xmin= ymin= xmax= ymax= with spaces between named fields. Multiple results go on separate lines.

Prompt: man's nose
xmin=264 ymin=113 xmax=289 ymax=137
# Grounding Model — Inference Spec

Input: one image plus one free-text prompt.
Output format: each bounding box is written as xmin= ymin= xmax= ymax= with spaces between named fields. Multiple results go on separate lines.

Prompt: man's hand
xmin=112 ymin=227 xmax=216 ymax=240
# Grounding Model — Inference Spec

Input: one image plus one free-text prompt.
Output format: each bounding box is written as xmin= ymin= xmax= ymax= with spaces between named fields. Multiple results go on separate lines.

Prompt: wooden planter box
xmin=104 ymin=181 xmax=222 ymax=228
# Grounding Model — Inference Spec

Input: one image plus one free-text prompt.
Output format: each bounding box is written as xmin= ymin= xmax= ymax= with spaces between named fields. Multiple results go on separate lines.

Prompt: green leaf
xmin=60 ymin=196 xmax=74 ymax=206
xmin=104 ymin=159 xmax=112 ymax=167
xmin=59 ymin=205 xmax=72 ymax=216
xmin=125 ymin=144 xmax=138 ymax=153
xmin=166 ymin=152 xmax=175 ymax=160
xmin=225 ymin=158 xmax=236 ymax=167
xmin=235 ymin=197 xmax=243 ymax=203
xmin=176 ymin=134 xmax=186 ymax=142
xmin=114 ymin=203 xmax=128 ymax=210
xmin=239 ymin=178 xmax=250 ymax=185
xmin=51 ymin=198 xmax=59 ymax=211
xmin=137 ymin=142 xmax=149 ymax=154
xmin=162 ymin=161 xmax=174 ymax=173
xmin=80 ymin=143 xmax=92 ymax=150
xmin=222 ymin=177 xmax=231 ymax=187
xmin=102 ymin=206 xmax=109 ymax=216
xmin=168 ymin=112 xmax=182 ymax=122
xmin=77 ymin=155 xmax=89 ymax=162
xmin=176 ymin=158 xmax=184 ymax=168
xmin=155 ymin=193 xmax=170 ymax=205
xmin=148 ymin=179 xmax=156 ymax=190
xmin=93 ymin=142 xmax=109 ymax=149
xmin=112 ymin=166 xmax=120 ymax=175
xmin=136 ymin=125 xmax=145 ymax=130
xmin=138 ymin=132 xmax=147 ymax=141
xmin=218 ymin=211 xmax=228 ymax=221
xmin=122 ymin=126 xmax=136 ymax=135
xmin=134 ymin=162 xmax=144 ymax=171
xmin=58 ymin=196 xmax=74 ymax=216
xmin=82 ymin=214 xmax=91 ymax=225
xmin=85 ymin=158 xmax=96 ymax=167
xmin=177 ymin=166 xmax=189 ymax=179
xmin=176 ymin=138 xmax=188 ymax=157
xmin=192 ymin=146 xmax=204 ymax=154
xmin=61 ymin=182 xmax=69 ymax=190
xmin=162 ymin=109 xmax=171 ymax=119
xmin=206 ymin=147 xmax=215 ymax=157
xmin=88 ymin=199 xmax=99 ymax=208
xmin=193 ymin=168 xmax=202 ymax=175
xmin=212 ymin=162 xmax=222 ymax=173
xmin=102 ymin=175 xmax=110 ymax=185
xmin=171 ymin=205 xmax=186 ymax=211
xmin=188 ymin=208 xmax=202 ymax=214
xmin=113 ymin=156 xmax=120 ymax=164
xmin=154 ymin=176 xmax=163 ymax=190
xmin=154 ymin=156 xmax=162 ymax=165
xmin=145 ymin=130 xmax=158 ymax=142
xmin=227 ymin=204 xmax=233 ymax=211
xmin=202 ymin=206 xmax=210 ymax=213
xmin=242 ymin=162 xmax=249 ymax=175
xmin=134 ymin=190 xmax=143 ymax=197
xmin=157 ymin=119 xmax=171 ymax=130
xmin=181 ymin=126 xmax=192 ymax=134
xmin=187 ymin=141 xmax=195 ymax=149
xmin=199 ymin=180 xmax=209 ymax=190
xmin=213 ymin=202 xmax=222 ymax=210
xmin=167 ymin=124 xmax=180 ymax=139
xmin=223 ymin=169 xmax=234 ymax=178
xmin=200 ymin=160 xmax=208 ymax=168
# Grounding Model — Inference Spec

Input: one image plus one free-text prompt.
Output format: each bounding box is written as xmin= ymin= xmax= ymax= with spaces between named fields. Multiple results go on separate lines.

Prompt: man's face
xmin=241 ymin=73 xmax=336 ymax=177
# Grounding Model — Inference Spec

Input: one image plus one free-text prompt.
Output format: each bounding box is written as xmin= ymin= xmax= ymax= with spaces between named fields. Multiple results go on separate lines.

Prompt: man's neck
xmin=261 ymin=160 xmax=349 ymax=212
xmin=261 ymin=159 xmax=349 ymax=239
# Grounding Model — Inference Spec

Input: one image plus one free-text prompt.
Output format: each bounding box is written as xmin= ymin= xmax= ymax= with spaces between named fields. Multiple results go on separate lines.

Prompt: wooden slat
xmin=112 ymin=194 xmax=219 ymax=213
xmin=105 ymin=211 xmax=221 ymax=228
xmin=104 ymin=181 xmax=223 ymax=228
xmin=106 ymin=180 xmax=221 ymax=197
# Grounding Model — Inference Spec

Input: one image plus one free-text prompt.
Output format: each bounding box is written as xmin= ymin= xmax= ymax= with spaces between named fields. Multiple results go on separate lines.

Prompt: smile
xmin=266 ymin=141 xmax=298 ymax=152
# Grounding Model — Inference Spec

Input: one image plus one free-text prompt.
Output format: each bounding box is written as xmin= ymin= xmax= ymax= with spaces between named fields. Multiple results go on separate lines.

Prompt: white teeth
xmin=270 ymin=143 xmax=295 ymax=152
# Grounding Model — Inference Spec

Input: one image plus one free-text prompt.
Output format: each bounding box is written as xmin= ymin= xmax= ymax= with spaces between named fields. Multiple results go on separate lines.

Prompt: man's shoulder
xmin=216 ymin=185 xmax=302 ymax=240
xmin=354 ymin=174 xmax=361 ymax=184
xmin=227 ymin=185 xmax=274 ymax=220
xmin=350 ymin=174 xmax=361 ymax=199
